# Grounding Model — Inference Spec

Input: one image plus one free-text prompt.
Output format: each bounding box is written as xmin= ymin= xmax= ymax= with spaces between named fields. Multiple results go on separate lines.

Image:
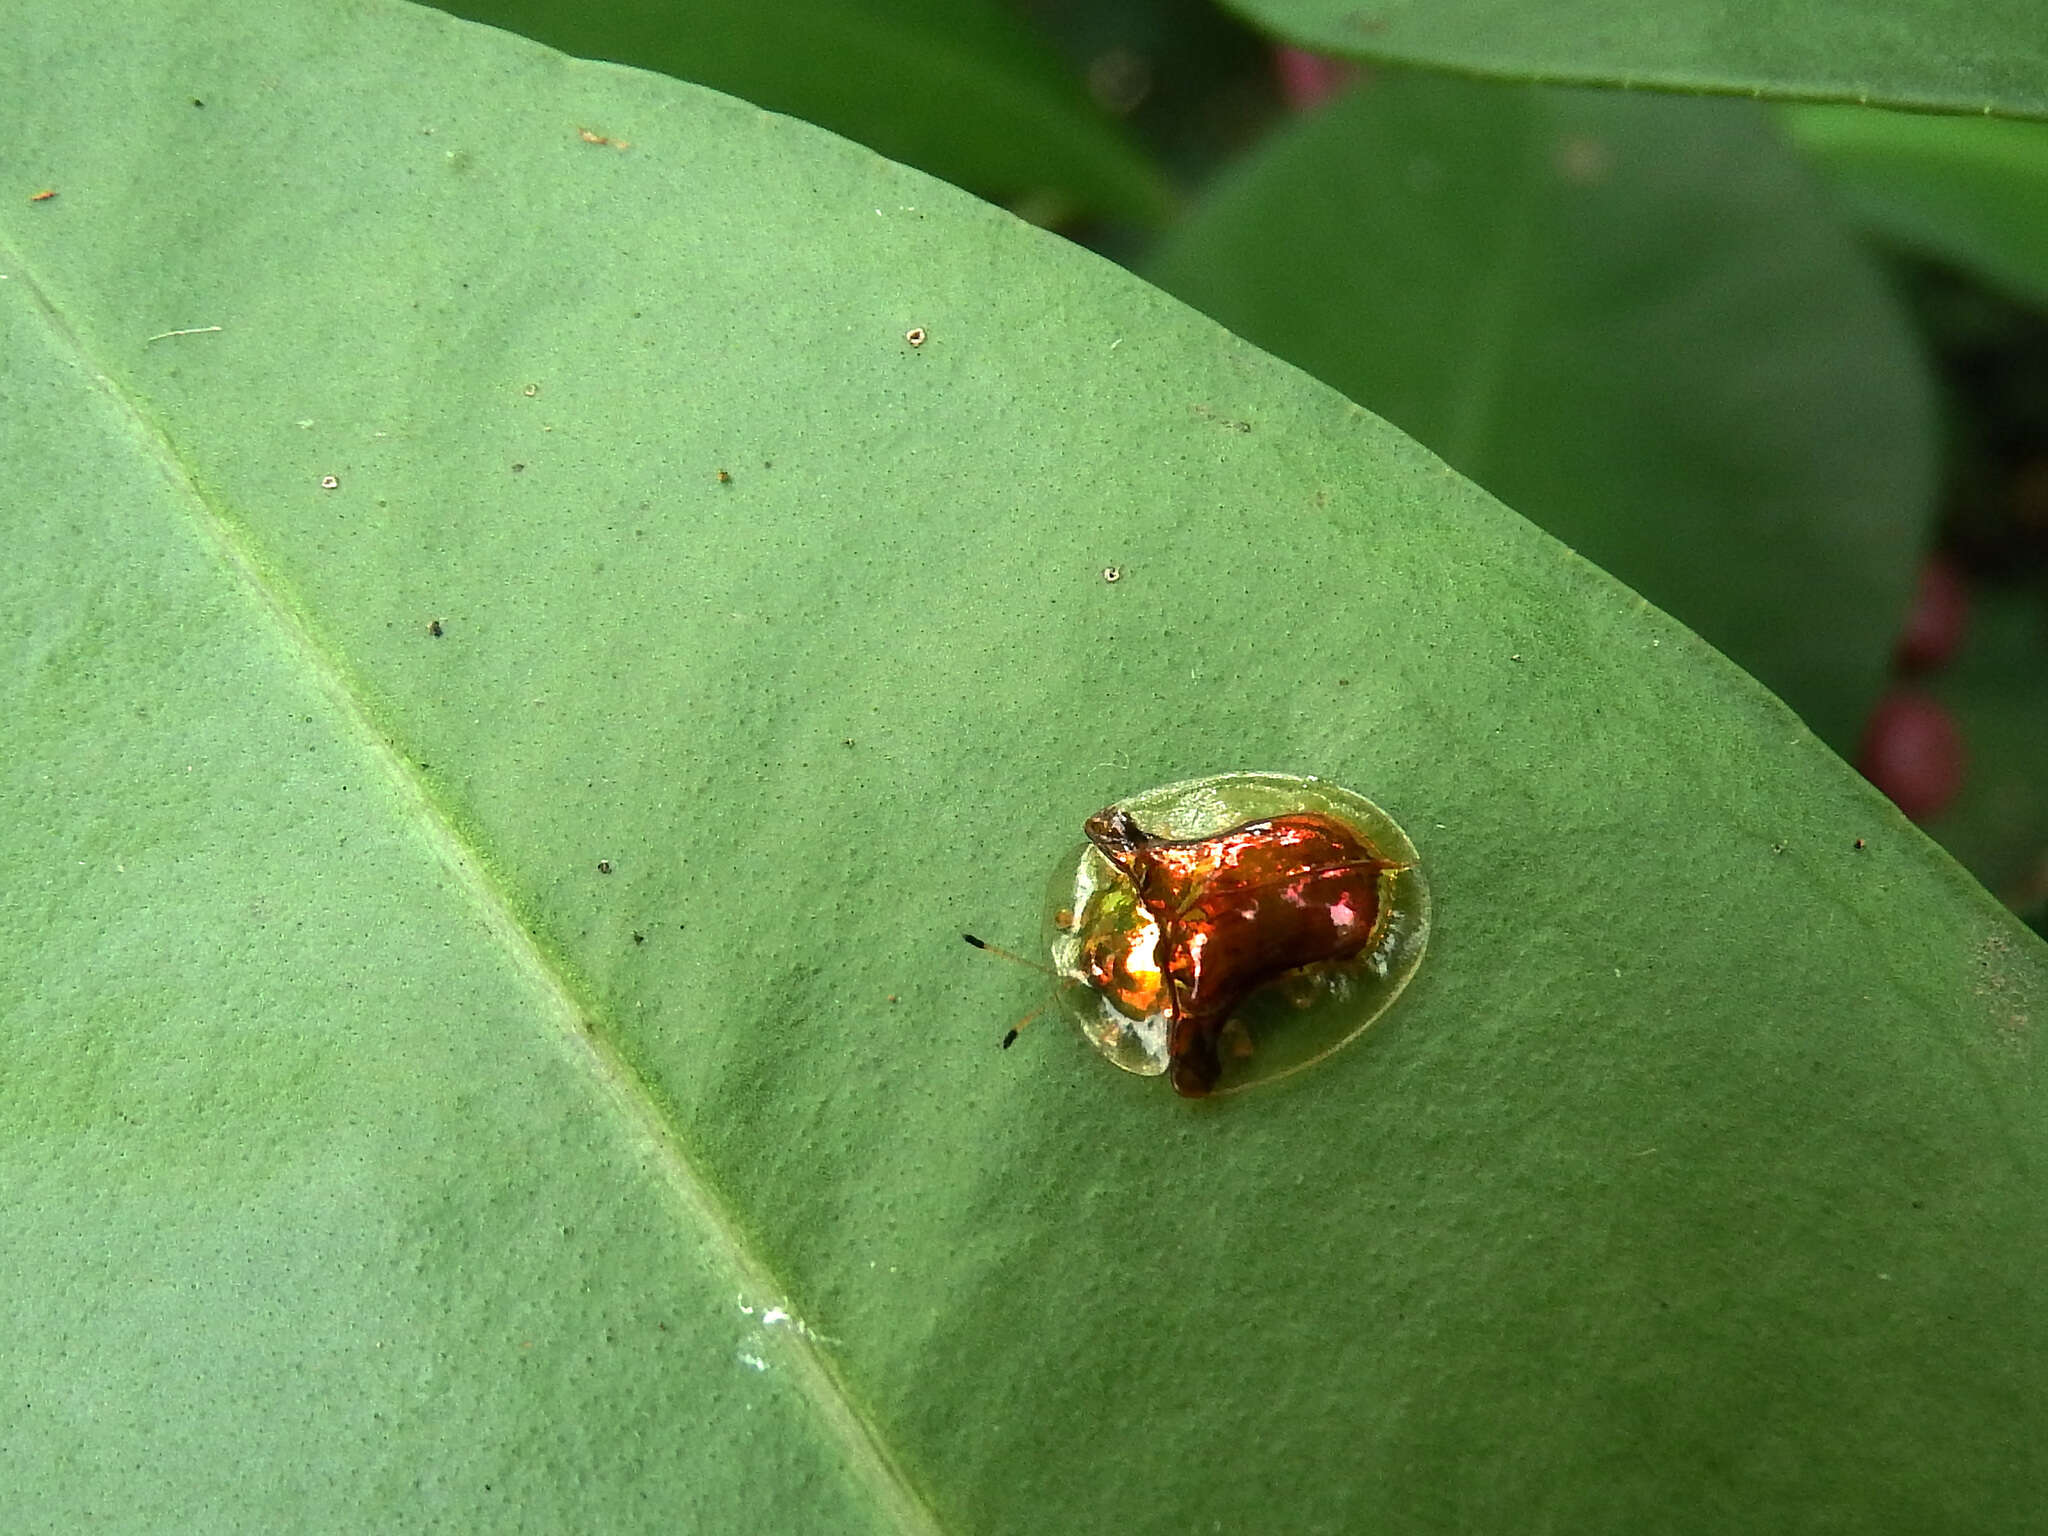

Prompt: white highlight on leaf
xmin=737 ymin=1294 xmax=837 ymax=1344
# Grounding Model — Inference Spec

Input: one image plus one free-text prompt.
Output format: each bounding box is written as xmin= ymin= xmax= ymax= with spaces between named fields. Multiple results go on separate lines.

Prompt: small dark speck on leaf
xmin=632 ymin=932 xmax=645 ymax=945
xmin=597 ymin=860 xmax=613 ymax=874
xmin=512 ymin=463 xmax=525 ymax=473
xmin=1336 ymin=678 xmax=1350 ymax=686
xmin=717 ymin=469 xmax=732 ymax=484
xmin=1854 ymin=838 xmax=1867 ymax=850
xmin=192 ymin=98 xmax=205 ymax=108
xmin=428 ymin=619 xmax=443 ymax=637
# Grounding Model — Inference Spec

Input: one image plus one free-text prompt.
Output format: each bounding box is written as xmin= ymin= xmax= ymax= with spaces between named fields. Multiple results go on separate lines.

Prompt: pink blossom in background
xmin=1894 ymin=557 xmax=1970 ymax=673
xmin=1858 ymin=691 xmax=1967 ymax=822
xmin=1274 ymin=47 xmax=1357 ymax=111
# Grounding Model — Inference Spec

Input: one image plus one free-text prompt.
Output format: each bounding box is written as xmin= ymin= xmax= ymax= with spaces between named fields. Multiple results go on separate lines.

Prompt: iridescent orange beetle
xmin=971 ymin=773 xmax=1430 ymax=1098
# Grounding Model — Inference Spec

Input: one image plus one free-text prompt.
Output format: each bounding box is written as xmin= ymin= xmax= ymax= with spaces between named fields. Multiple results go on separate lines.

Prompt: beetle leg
xmin=1166 ymin=1010 xmax=1224 ymax=1097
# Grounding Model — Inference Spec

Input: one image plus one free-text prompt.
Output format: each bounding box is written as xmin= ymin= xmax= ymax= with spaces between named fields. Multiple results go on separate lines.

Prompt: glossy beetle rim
xmin=1045 ymin=772 xmax=1431 ymax=1095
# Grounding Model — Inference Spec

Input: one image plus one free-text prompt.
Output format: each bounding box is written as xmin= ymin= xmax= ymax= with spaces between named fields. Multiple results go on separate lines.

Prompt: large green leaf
xmin=1145 ymin=75 xmax=1935 ymax=752
xmin=423 ymin=0 xmax=1178 ymax=225
xmin=5 ymin=2 xmax=2045 ymax=1531
xmin=1225 ymin=0 xmax=2048 ymax=120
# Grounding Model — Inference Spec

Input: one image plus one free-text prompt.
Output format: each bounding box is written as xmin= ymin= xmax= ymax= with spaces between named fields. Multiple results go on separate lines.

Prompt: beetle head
xmin=1083 ymin=805 xmax=1153 ymax=875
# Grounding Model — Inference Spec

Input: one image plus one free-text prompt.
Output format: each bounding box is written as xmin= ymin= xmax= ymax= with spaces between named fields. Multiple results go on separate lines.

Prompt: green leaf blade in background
xmin=4 ymin=2 xmax=2047 ymax=1532
xmin=1223 ymin=0 xmax=2048 ymax=120
xmin=424 ymin=0 xmax=1178 ymax=225
xmin=1146 ymin=73 xmax=1936 ymax=752
xmin=1785 ymin=105 xmax=2048 ymax=311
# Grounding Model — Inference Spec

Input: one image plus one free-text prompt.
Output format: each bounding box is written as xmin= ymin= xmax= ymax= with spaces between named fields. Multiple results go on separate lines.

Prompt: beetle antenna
xmin=999 ymin=1006 xmax=1045 ymax=1050
xmin=961 ymin=933 xmax=1056 ymax=976
xmin=963 ymin=934 xmax=1058 ymax=1049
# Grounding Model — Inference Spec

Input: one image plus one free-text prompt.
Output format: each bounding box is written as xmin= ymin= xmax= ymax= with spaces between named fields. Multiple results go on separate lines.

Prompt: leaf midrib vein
xmin=3 ymin=239 xmax=943 ymax=1536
